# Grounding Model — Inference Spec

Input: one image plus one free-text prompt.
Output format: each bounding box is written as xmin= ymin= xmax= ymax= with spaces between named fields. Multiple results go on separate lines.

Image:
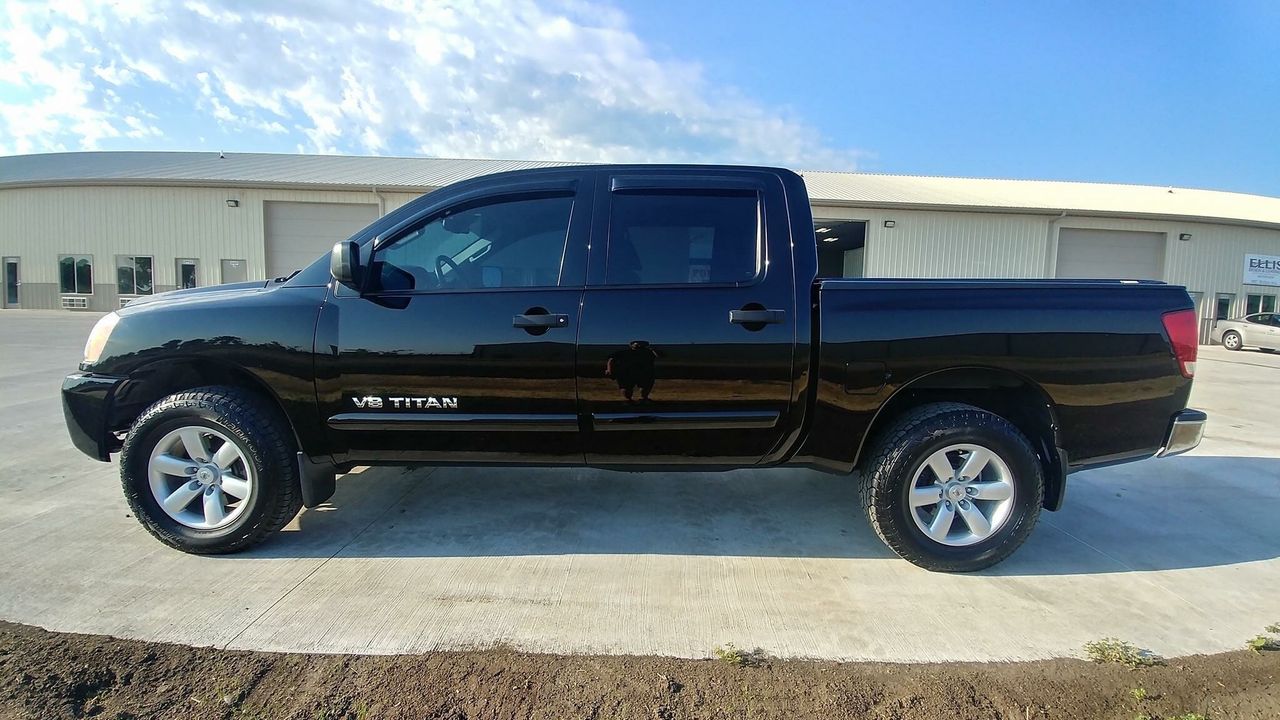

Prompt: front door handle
xmin=513 ymin=313 xmax=569 ymax=329
xmin=729 ymin=308 xmax=786 ymax=325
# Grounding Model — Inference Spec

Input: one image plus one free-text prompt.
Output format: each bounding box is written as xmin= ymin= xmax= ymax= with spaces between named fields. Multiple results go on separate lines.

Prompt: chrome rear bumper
xmin=1156 ymin=409 xmax=1206 ymax=458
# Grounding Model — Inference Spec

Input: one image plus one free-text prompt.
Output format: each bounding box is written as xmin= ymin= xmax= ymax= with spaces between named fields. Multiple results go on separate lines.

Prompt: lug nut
xmin=959 ymin=500 xmax=970 ymax=509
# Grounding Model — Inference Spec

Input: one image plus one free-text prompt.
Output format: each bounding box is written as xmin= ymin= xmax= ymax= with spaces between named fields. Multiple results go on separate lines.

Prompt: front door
xmin=576 ymin=171 xmax=799 ymax=466
xmin=2 ymin=258 xmax=17 ymax=308
xmin=322 ymin=174 xmax=592 ymax=465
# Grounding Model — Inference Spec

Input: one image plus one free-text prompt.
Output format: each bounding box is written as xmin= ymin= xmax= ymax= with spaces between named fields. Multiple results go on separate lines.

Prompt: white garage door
xmin=1055 ymin=228 xmax=1166 ymax=281
xmin=264 ymin=201 xmax=380 ymax=279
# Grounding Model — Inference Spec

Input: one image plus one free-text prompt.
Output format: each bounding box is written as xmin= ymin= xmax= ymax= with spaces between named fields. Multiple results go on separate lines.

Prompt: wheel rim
xmin=1225 ymin=333 xmax=1240 ymax=349
xmin=147 ymin=426 xmax=255 ymax=530
xmin=908 ymin=443 xmax=1016 ymax=547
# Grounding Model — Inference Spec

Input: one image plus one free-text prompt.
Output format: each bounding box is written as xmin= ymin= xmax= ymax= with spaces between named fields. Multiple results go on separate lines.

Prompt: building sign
xmin=1244 ymin=254 xmax=1280 ymax=287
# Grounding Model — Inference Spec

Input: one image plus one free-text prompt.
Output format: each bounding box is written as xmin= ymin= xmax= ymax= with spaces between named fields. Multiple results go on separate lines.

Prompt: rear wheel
xmin=859 ymin=403 xmax=1043 ymax=572
xmin=1222 ymin=331 xmax=1242 ymax=351
xmin=120 ymin=386 xmax=302 ymax=554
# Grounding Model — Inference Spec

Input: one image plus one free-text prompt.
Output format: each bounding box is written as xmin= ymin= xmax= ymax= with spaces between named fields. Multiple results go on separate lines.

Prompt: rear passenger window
xmin=605 ymin=191 xmax=760 ymax=285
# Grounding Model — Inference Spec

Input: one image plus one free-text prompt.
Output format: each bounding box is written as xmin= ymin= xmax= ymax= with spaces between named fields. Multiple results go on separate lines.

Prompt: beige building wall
xmin=0 ymin=185 xmax=423 ymax=311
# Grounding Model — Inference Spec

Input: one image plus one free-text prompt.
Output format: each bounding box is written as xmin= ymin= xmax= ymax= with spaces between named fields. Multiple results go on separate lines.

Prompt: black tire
xmin=120 ymin=386 xmax=302 ymax=554
xmin=1222 ymin=331 xmax=1242 ymax=351
xmin=859 ymin=402 xmax=1044 ymax=572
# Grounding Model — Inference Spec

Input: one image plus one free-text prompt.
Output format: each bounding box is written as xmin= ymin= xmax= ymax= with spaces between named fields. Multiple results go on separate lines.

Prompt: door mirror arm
xmin=330 ymin=240 xmax=362 ymax=289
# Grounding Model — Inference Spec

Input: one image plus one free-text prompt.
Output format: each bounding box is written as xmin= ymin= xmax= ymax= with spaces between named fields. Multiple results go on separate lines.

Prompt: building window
xmin=116 ymin=255 xmax=154 ymax=295
xmin=1215 ymin=293 xmax=1234 ymax=321
xmin=1246 ymin=293 xmax=1277 ymax=315
xmin=176 ymin=258 xmax=198 ymax=289
xmin=58 ymin=255 xmax=93 ymax=294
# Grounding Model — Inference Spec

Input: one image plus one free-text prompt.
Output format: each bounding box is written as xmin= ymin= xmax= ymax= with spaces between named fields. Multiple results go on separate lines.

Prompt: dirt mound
xmin=0 ymin=621 xmax=1276 ymax=719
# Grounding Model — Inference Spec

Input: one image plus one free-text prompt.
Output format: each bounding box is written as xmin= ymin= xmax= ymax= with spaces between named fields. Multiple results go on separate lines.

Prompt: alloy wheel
xmin=147 ymin=426 xmax=255 ymax=530
xmin=908 ymin=443 xmax=1016 ymax=547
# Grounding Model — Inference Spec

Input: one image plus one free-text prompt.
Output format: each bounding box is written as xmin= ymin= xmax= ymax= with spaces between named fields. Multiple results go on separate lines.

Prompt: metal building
xmin=3 ymin=151 xmax=1279 ymax=343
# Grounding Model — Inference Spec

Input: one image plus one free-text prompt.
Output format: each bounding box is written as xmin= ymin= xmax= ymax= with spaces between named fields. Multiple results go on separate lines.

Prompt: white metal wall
xmin=2 ymin=183 xmax=1278 ymax=321
xmin=813 ymin=205 xmax=1280 ymax=325
xmin=812 ymin=207 xmax=1051 ymax=277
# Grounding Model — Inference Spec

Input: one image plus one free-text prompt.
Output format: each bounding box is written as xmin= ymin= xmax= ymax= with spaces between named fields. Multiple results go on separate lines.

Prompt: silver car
xmin=1211 ymin=312 xmax=1280 ymax=351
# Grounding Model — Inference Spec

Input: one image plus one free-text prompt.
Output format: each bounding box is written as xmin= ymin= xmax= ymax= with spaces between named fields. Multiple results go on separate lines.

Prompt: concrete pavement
xmin=0 ymin=310 xmax=1276 ymax=662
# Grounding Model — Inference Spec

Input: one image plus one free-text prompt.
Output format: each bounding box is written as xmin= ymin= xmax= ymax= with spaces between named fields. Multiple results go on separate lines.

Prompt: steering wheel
xmin=434 ymin=254 xmax=466 ymax=287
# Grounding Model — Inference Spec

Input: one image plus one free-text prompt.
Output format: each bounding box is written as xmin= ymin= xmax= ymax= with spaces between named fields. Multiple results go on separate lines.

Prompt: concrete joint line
xmin=220 ymin=469 xmax=435 ymax=650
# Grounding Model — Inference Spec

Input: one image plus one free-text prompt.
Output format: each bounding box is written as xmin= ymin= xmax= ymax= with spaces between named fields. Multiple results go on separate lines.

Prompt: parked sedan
xmin=1212 ymin=313 xmax=1280 ymax=351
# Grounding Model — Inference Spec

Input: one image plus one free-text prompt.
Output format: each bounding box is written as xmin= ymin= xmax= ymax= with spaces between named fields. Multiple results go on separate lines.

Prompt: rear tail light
xmin=1162 ymin=309 xmax=1198 ymax=379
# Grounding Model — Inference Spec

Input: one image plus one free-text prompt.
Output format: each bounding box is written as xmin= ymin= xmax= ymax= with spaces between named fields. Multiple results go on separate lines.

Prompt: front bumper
xmin=62 ymin=373 xmax=126 ymax=461
xmin=1156 ymin=409 xmax=1206 ymax=458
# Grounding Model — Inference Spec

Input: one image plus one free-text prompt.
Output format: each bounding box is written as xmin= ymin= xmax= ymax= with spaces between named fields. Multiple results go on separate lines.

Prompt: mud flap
xmin=297 ymin=452 xmax=337 ymax=508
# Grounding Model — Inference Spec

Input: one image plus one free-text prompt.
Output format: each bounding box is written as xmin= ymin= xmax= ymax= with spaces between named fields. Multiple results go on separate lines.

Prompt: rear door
xmin=1258 ymin=314 xmax=1280 ymax=349
xmin=576 ymin=170 xmax=798 ymax=465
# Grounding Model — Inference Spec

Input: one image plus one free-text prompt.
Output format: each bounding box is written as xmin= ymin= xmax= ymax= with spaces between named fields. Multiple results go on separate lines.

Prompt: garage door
xmin=1055 ymin=228 xmax=1166 ymax=281
xmin=264 ymin=201 xmax=380 ymax=279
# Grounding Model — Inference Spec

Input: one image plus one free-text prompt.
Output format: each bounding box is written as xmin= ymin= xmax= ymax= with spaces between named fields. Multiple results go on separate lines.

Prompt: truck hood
xmin=121 ymin=279 xmax=273 ymax=309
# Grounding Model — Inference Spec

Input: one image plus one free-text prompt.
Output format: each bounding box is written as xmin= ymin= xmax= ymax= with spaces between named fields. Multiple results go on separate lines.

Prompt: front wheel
xmin=1222 ymin=331 xmax=1242 ymax=351
xmin=120 ymin=386 xmax=302 ymax=554
xmin=859 ymin=403 xmax=1044 ymax=572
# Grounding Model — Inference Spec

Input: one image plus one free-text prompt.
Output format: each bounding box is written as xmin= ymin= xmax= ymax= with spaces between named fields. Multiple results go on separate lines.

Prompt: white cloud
xmin=0 ymin=0 xmax=860 ymax=168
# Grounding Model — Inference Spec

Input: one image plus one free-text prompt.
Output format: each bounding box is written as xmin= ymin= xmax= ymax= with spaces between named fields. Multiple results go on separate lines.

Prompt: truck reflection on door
xmin=605 ymin=340 xmax=658 ymax=403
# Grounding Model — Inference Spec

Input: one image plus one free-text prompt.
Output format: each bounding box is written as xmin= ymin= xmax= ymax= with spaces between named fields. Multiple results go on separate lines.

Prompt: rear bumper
xmin=1156 ymin=409 xmax=1206 ymax=458
xmin=62 ymin=373 xmax=125 ymax=461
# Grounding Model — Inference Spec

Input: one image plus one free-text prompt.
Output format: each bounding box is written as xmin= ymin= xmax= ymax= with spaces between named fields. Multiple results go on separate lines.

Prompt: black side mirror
xmin=331 ymin=240 xmax=361 ymax=288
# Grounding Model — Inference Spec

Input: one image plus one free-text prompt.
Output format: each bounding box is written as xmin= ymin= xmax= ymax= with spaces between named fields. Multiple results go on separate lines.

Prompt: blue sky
xmin=627 ymin=0 xmax=1280 ymax=195
xmin=2 ymin=0 xmax=1278 ymax=195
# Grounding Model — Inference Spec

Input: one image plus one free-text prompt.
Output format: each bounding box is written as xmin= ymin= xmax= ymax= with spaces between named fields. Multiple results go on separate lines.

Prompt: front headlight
xmin=83 ymin=312 xmax=121 ymax=365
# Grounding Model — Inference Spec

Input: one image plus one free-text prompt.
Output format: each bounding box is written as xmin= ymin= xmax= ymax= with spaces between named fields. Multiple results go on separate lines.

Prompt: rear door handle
xmin=729 ymin=309 xmax=786 ymax=325
xmin=513 ymin=313 xmax=569 ymax=329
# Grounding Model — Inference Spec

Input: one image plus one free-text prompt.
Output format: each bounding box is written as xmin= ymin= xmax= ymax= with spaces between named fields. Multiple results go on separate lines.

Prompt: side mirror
xmin=330 ymin=240 xmax=361 ymax=288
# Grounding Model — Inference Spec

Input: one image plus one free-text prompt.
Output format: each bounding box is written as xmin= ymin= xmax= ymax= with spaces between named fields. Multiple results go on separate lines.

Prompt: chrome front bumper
xmin=1156 ymin=409 xmax=1206 ymax=458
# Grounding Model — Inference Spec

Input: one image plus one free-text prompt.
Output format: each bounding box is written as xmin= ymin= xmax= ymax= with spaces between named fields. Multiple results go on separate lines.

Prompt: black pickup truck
xmin=62 ymin=165 xmax=1205 ymax=571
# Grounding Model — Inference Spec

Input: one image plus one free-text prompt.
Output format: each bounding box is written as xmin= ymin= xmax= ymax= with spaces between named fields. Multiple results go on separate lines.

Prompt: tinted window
xmin=1247 ymin=314 xmax=1271 ymax=325
xmin=116 ymin=255 xmax=153 ymax=295
xmin=58 ymin=255 xmax=93 ymax=294
xmin=605 ymin=191 xmax=759 ymax=285
xmin=370 ymin=195 xmax=573 ymax=292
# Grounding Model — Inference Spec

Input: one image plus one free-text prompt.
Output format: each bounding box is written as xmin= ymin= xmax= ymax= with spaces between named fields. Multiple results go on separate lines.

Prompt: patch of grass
xmin=1169 ymin=714 xmax=1207 ymax=720
xmin=1134 ymin=714 xmax=1151 ymax=720
xmin=1130 ymin=687 xmax=1148 ymax=701
xmin=1246 ymin=635 xmax=1273 ymax=653
xmin=1083 ymin=638 xmax=1163 ymax=668
xmin=714 ymin=643 xmax=747 ymax=667
xmin=1246 ymin=623 xmax=1280 ymax=653
xmin=712 ymin=643 xmax=767 ymax=668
